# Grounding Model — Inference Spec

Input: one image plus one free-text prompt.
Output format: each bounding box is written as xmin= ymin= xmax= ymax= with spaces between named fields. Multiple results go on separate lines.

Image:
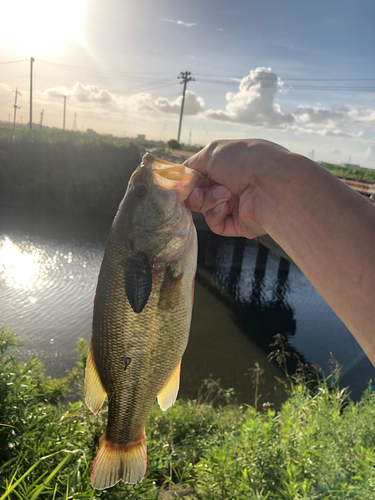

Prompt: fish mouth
xmin=141 ymin=153 xmax=205 ymax=201
xmin=145 ymin=199 xmax=183 ymax=234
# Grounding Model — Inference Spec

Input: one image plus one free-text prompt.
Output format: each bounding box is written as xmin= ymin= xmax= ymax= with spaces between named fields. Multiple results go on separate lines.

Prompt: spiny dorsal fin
xmin=157 ymin=361 xmax=181 ymax=411
xmin=84 ymin=343 xmax=107 ymax=415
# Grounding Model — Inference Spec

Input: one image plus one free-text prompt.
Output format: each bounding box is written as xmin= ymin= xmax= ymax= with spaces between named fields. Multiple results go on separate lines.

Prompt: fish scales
xmin=93 ymin=238 xmax=196 ymax=442
xmin=85 ymin=153 xmax=204 ymax=489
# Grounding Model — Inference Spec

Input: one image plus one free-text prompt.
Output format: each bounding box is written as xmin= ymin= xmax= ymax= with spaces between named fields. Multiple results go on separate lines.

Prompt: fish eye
xmin=134 ymin=184 xmax=147 ymax=199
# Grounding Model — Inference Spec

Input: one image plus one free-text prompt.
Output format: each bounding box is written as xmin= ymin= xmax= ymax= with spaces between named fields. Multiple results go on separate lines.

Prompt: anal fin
xmin=85 ymin=343 xmax=107 ymax=415
xmin=157 ymin=361 xmax=181 ymax=411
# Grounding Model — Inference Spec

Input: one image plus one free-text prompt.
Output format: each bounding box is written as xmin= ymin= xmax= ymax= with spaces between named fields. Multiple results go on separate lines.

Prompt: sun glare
xmin=0 ymin=236 xmax=56 ymax=292
xmin=1 ymin=0 xmax=87 ymax=57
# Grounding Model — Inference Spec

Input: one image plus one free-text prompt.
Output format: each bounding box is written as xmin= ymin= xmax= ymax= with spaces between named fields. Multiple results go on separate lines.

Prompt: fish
xmin=84 ymin=153 xmax=205 ymax=490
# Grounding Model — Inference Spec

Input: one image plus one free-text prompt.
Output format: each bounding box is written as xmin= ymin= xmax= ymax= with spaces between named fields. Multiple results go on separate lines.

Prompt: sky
xmin=1 ymin=0 xmax=375 ymax=167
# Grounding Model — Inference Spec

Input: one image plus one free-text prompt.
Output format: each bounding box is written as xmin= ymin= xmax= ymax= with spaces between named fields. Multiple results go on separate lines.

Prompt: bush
xmin=1 ymin=327 xmax=375 ymax=499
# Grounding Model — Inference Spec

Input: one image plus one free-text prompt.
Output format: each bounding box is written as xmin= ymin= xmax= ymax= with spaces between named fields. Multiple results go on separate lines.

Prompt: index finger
xmin=183 ymin=142 xmax=218 ymax=176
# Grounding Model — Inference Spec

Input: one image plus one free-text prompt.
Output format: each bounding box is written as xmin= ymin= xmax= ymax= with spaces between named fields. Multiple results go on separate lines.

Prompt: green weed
xmin=1 ymin=327 xmax=375 ymax=499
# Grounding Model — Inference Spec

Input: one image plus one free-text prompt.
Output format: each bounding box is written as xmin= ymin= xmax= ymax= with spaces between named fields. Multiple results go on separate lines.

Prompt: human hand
xmin=184 ymin=139 xmax=289 ymax=239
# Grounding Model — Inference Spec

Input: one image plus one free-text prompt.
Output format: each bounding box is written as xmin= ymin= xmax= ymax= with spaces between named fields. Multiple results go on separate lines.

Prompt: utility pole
xmin=40 ymin=109 xmax=44 ymax=131
xmin=29 ymin=57 xmax=34 ymax=131
xmin=63 ymin=95 xmax=67 ymax=131
xmin=12 ymin=88 xmax=21 ymax=129
xmin=177 ymin=71 xmax=194 ymax=143
xmin=72 ymin=112 xmax=77 ymax=131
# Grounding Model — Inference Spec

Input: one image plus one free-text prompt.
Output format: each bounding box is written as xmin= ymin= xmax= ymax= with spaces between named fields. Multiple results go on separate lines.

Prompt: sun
xmin=1 ymin=0 xmax=87 ymax=57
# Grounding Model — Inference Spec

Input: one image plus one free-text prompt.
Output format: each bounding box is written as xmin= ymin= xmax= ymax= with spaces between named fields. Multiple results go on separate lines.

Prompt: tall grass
xmin=0 ymin=128 xmax=141 ymax=214
xmin=1 ymin=326 xmax=375 ymax=499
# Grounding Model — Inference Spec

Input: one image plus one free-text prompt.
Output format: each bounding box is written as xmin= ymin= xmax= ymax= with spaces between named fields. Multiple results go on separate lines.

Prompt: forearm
xmin=251 ymin=152 xmax=375 ymax=364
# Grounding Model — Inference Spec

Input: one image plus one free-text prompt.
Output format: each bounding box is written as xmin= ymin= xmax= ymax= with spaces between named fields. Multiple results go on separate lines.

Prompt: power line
xmin=196 ymin=78 xmax=375 ymax=91
xmin=194 ymin=73 xmax=375 ymax=81
xmin=0 ymin=59 xmax=29 ymax=65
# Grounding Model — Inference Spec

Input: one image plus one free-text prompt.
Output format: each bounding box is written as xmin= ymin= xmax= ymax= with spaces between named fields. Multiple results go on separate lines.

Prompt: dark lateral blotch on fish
xmin=124 ymin=252 xmax=152 ymax=313
xmin=124 ymin=357 xmax=131 ymax=371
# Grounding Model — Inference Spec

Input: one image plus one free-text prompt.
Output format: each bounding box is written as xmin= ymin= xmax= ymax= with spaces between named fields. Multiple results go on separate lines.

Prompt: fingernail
xmin=189 ymin=189 xmax=201 ymax=207
xmin=213 ymin=185 xmax=231 ymax=200
xmin=213 ymin=201 xmax=226 ymax=214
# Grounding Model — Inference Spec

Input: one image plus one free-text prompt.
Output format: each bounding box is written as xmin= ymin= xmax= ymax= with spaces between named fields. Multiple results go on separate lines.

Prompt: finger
xmin=184 ymin=141 xmax=219 ymax=175
xmin=185 ymin=187 xmax=204 ymax=212
xmin=204 ymin=202 xmax=239 ymax=237
xmin=186 ymin=184 xmax=232 ymax=213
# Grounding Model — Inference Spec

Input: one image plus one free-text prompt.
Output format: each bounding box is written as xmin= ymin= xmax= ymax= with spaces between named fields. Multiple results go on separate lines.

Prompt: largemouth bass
xmin=84 ymin=153 xmax=205 ymax=489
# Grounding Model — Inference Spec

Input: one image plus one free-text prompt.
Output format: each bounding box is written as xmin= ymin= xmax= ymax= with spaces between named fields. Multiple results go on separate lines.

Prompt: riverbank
xmin=1 ymin=128 xmax=375 ymax=217
xmin=0 ymin=127 xmax=140 ymax=215
xmin=1 ymin=327 xmax=375 ymax=499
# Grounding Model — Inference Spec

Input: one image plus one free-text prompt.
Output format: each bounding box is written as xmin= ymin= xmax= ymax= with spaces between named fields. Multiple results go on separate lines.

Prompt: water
xmin=1 ymin=207 xmax=374 ymax=403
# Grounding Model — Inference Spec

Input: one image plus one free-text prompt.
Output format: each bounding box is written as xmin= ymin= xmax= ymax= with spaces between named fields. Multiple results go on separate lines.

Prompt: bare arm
xmin=185 ymin=139 xmax=375 ymax=366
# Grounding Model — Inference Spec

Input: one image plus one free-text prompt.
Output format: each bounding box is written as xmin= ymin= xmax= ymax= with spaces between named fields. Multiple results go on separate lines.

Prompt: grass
xmin=1 ymin=328 xmax=375 ymax=499
xmin=0 ymin=127 xmax=141 ymax=215
xmin=321 ymin=162 xmax=375 ymax=183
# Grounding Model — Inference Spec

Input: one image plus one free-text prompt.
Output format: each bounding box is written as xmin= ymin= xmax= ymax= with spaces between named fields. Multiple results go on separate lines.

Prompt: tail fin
xmin=91 ymin=431 xmax=147 ymax=489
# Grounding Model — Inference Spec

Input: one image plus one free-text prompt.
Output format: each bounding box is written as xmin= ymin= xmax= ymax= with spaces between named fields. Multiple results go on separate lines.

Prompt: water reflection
xmin=0 ymin=236 xmax=56 ymax=292
xmin=208 ymin=236 xmax=297 ymax=351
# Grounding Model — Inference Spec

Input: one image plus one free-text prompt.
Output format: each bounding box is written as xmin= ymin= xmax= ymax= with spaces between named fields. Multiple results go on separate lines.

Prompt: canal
xmin=0 ymin=206 xmax=374 ymax=404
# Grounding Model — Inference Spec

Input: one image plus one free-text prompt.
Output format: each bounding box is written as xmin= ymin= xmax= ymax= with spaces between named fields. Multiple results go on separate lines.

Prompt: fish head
xmin=113 ymin=153 xmax=205 ymax=260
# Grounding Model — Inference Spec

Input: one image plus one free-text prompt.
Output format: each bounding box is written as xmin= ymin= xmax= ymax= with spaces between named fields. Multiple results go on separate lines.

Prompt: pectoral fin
xmin=84 ymin=344 xmax=107 ymax=415
xmin=158 ymin=265 xmax=183 ymax=311
xmin=157 ymin=361 xmax=181 ymax=411
xmin=124 ymin=253 xmax=152 ymax=313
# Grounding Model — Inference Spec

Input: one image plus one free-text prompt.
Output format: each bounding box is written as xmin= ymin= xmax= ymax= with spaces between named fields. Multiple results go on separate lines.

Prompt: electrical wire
xmin=2 ymin=58 xmax=374 ymax=92
xmin=0 ymin=59 xmax=29 ymax=65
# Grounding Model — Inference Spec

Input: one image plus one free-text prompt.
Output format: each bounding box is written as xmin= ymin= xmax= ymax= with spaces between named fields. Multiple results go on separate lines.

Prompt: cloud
xmin=127 ymin=92 xmax=155 ymax=112
xmin=286 ymin=125 xmax=362 ymax=139
xmin=204 ymin=67 xmax=375 ymax=135
xmin=328 ymin=148 xmax=342 ymax=155
xmin=127 ymin=90 xmax=204 ymax=116
xmin=45 ymin=82 xmax=116 ymax=105
xmin=294 ymin=104 xmax=375 ymax=130
xmin=206 ymin=67 xmax=294 ymax=128
xmin=294 ymin=105 xmax=351 ymax=127
xmin=365 ymin=145 xmax=375 ymax=160
xmin=160 ymin=18 xmax=196 ymax=28
xmin=155 ymin=91 xmax=204 ymax=115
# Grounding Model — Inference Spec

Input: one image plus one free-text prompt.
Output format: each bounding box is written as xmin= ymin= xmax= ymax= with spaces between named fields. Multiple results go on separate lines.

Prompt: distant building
xmin=341 ymin=163 xmax=360 ymax=169
xmin=137 ymin=134 xmax=146 ymax=141
xmin=86 ymin=128 xmax=97 ymax=136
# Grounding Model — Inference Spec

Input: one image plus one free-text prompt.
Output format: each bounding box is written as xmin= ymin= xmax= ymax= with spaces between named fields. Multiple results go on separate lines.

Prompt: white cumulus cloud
xmin=206 ymin=67 xmax=294 ymax=128
xmin=45 ymin=82 xmax=116 ymax=105
xmin=127 ymin=90 xmax=204 ymax=115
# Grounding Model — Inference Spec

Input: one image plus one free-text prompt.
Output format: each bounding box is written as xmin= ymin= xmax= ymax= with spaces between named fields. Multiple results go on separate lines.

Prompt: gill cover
xmin=124 ymin=154 xmax=205 ymax=314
